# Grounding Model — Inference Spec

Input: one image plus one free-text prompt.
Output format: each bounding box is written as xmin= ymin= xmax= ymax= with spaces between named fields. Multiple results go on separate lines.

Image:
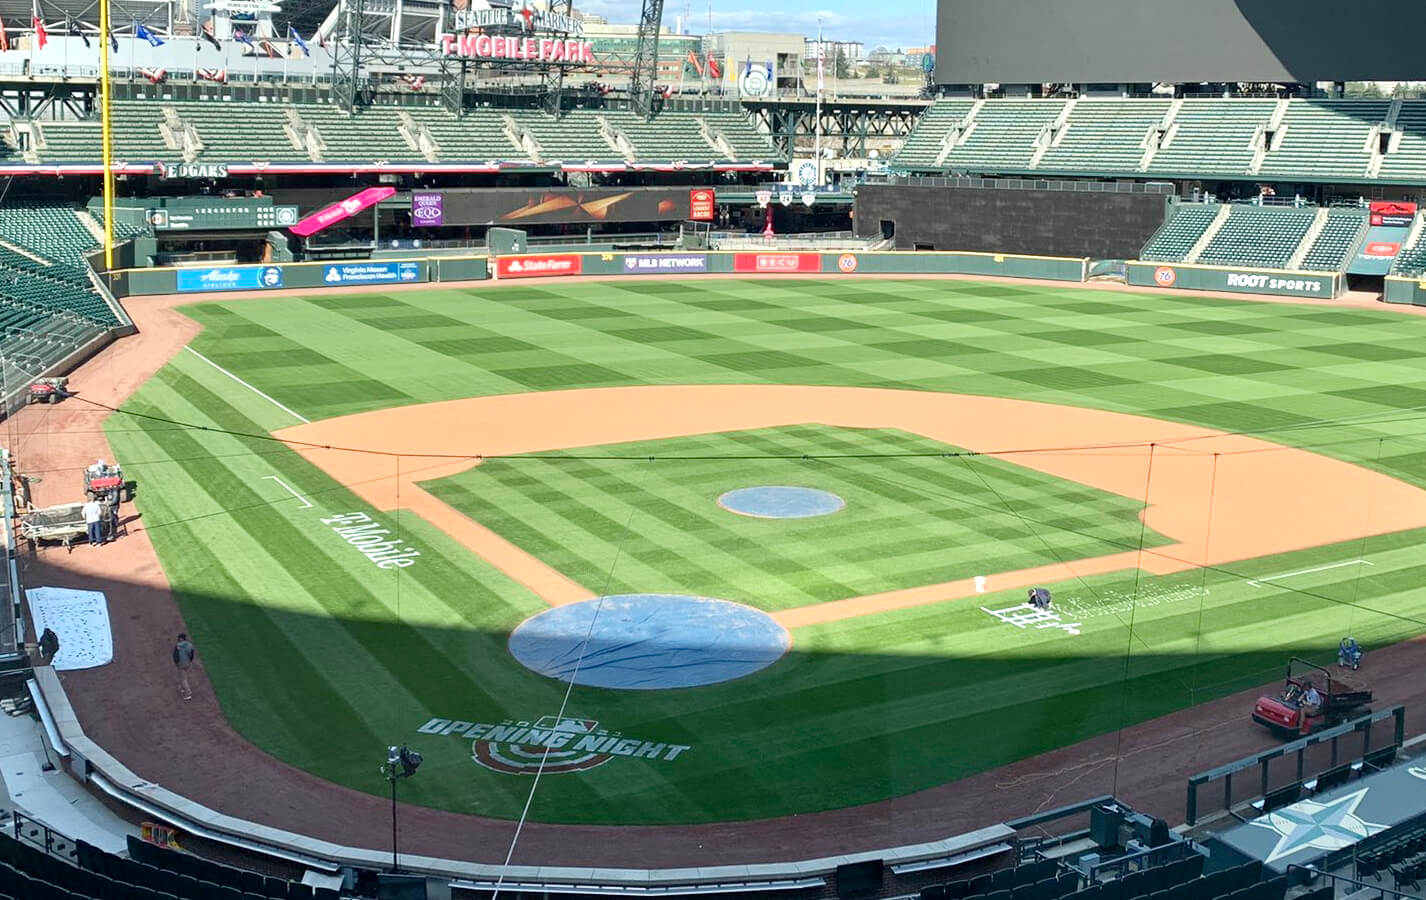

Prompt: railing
xmin=1286 ymin=865 xmax=1425 ymax=900
xmin=889 ymin=175 xmax=1175 ymax=194
xmin=11 ymin=810 xmax=78 ymax=864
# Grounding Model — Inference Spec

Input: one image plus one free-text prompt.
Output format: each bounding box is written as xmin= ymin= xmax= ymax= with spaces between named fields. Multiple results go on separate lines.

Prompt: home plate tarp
xmin=24 ymin=587 xmax=113 ymax=670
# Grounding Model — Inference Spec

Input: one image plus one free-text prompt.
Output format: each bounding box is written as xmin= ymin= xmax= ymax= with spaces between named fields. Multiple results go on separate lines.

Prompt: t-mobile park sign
xmin=440 ymin=32 xmax=594 ymax=63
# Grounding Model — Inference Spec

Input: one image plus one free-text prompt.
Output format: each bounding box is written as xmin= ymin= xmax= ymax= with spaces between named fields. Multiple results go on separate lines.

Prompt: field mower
xmin=1252 ymin=658 xmax=1372 ymax=737
xmin=26 ymin=377 xmax=68 ymax=405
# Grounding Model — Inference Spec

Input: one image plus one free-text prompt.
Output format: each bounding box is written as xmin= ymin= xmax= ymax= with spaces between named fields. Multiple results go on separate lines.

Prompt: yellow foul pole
xmin=98 ymin=0 xmax=114 ymax=269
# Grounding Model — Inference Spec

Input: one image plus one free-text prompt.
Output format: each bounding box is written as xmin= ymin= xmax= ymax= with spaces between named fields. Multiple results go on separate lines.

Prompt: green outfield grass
xmin=422 ymin=425 xmax=1172 ymax=609
xmin=104 ymin=278 xmax=1426 ymax=824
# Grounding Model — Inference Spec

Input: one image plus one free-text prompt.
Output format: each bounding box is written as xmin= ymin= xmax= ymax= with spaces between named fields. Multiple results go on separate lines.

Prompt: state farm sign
xmin=496 ymin=254 xmax=583 ymax=278
xmin=732 ymin=252 xmax=820 ymax=273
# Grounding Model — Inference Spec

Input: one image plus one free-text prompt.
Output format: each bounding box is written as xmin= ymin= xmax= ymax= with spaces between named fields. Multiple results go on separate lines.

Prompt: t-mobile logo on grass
xmin=321 ymin=512 xmax=421 ymax=569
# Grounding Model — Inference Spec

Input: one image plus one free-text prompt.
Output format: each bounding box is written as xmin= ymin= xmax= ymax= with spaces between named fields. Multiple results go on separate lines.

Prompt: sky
xmin=577 ymin=0 xmax=938 ymax=53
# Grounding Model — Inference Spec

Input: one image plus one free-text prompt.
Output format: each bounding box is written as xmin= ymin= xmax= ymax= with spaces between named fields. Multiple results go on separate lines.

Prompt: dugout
xmin=854 ymin=178 xmax=1173 ymax=260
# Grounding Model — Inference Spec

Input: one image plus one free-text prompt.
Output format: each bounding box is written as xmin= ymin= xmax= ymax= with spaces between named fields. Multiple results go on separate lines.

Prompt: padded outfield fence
xmin=104 ymin=250 xmax=1358 ymax=301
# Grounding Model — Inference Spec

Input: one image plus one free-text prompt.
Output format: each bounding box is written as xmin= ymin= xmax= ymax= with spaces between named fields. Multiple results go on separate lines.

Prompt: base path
xmin=275 ymin=385 xmax=1426 ymax=627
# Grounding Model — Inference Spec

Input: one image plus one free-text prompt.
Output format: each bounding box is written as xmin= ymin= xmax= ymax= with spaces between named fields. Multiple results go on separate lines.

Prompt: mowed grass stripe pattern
xmin=101 ymin=278 xmax=1426 ymax=824
xmin=423 ymin=425 xmax=1171 ymax=609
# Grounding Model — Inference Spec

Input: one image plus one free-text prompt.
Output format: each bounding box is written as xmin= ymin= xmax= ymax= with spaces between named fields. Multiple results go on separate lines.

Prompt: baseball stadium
xmin=0 ymin=0 xmax=1425 ymax=898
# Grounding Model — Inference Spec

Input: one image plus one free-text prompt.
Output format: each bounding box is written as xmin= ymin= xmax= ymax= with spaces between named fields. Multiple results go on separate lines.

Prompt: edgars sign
xmin=160 ymin=162 xmax=228 ymax=179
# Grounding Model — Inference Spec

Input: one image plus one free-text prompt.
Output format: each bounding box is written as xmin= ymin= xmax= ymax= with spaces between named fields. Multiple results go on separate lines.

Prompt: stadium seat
xmin=921 ymin=885 xmax=948 ymax=900
xmin=1195 ymin=206 xmax=1316 ymax=270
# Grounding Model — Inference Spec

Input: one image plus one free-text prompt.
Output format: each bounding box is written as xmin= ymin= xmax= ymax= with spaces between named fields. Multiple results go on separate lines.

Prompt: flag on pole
xmin=233 ymin=28 xmax=253 ymax=47
xmin=108 ymin=28 xmax=118 ymax=52
xmin=258 ymin=39 xmax=283 ymax=57
xmin=706 ymin=53 xmax=720 ymax=79
xmin=289 ymin=25 xmax=309 ymax=56
xmin=31 ymin=14 xmax=47 ymax=49
xmin=67 ymin=18 xmax=89 ymax=47
xmin=0 ymin=18 xmax=9 ymax=52
xmin=684 ymin=50 xmax=702 ymax=77
xmin=816 ymin=44 xmax=824 ymax=92
xmin=201 ymin=21 xmax=221 ymax=50
xmin=134 ymin=22 xmax=164 ymax=46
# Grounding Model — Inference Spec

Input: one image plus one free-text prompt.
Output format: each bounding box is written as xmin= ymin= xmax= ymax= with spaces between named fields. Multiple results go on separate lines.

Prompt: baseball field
xmin=105 ymin=277 xmax=1426 ymax=826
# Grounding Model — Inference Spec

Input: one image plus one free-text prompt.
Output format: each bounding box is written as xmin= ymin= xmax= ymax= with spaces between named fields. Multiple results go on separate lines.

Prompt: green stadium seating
xmin=891 ymin=100 xmax=976 ymax=170
xmin=29 ymin=99 xmax=774 ymax=167
xmin=1390 ymin=232 xmax=1426 ymax=277
xmin=1299 ymin=209 xmax=1368 ymax=272
xmin=1195 ymin=206 xmax=1316 ymax=269
xmin=1380 ymin=101 xmax=1426 ymax=183
xmin=1146 ymin=98 xmax=1277 ymax=177
xmin=941 ymin=99 xmax=1066 ymax=172
xmin=1139 ymin=205 xmax=1221 ymax=262
xmin=1037 ymin=99 xmax=1170 ymax=174
xmin=1257 ymin=100 xmax=1387 ymax=181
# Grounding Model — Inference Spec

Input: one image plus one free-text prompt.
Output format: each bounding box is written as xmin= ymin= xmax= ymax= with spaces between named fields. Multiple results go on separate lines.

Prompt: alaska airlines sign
xmin=440 ymin=33 xmax=594 ymax=63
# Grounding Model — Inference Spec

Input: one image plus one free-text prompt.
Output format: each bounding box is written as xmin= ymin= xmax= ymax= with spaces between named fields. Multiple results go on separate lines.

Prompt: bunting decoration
xmin=138 ymin=65 xmax=167 ymax=84
xmin=196 ymin=67 xmax=227 ymax=83
xmin=400 ymin=74 xmax=426 ymax=91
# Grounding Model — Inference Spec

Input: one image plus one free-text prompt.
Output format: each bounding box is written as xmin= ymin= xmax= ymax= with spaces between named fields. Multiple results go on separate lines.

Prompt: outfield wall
xmin=108 ymin=256 xmax=489 ymax=298
xmin=487 ymin=250 xmax=1090 ymax=281
xmin=1125 ymin=262 xmax=1342 ymax=299
xmin=1385 ymin=276 xmax=1426 ymax=306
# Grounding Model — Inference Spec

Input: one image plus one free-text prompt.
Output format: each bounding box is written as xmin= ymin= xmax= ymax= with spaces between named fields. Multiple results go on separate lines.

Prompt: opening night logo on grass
xmin=417 ymin=715 xmax=692 ymax=775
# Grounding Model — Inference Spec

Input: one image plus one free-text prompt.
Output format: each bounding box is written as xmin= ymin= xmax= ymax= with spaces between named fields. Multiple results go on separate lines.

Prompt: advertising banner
xmin=411 ymin=192 xmax=445 ymax=227
xmin=1370 ymin=201 xmax=1417 ymax=227
xmin=496 ymin=254 xmax=583 ymax=278
xmin=440 ymin=188 xmax=692 ymax=226
xmin=1128 ymin=263 xmax=1335 ymax=298
xmin=621 ymin=254 xmax=708 ymax=274
xmin=321 ymin=262 xmax=422 ymax=285
xmin=1349 ymin=225 xmax=1408 ymax=276
xmin=176 ymin=265 xmax=284 ymax=293
xmin=290 ymin=186 xmax=397 ymax=237
xmin=732 ymin=252 xmax=820 ymax=273
xmin=689 ymin=189 xmax=716 ymax=222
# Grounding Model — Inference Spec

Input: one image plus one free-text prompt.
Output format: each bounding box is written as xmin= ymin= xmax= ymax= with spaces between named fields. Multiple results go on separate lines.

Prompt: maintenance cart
xmin=1252 ymin=657 xmax=1372 ymax=737
xmin=84 ymin=464 xmax=130 ymax=502
xmin=20 ymin=502 xmax=90 ymax=551
xmin=26 ymin=377 xmax=68 ymax=405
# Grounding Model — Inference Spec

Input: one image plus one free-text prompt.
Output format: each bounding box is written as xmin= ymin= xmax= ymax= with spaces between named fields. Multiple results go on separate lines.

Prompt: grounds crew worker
xmin=173 ymin=633 xmax=197 ymax=701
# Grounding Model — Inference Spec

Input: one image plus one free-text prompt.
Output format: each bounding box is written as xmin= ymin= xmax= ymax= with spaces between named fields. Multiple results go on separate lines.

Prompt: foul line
xmin=262 ymin=475 xmax=313 ymax=509
xmin=184 ymin=346 xmax=310 ymax=424
xmin=1246 ymin=559 xmax=1374 ymax=588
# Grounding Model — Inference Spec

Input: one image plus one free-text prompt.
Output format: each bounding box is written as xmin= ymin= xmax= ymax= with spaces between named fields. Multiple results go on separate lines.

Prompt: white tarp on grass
xmin=24 ymin=587 xmax=113 ymax=670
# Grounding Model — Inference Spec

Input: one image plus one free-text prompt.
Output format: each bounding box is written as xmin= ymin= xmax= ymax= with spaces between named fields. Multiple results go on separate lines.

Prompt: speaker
xmin=1090 ymin=804 xmax=1123 ymax=848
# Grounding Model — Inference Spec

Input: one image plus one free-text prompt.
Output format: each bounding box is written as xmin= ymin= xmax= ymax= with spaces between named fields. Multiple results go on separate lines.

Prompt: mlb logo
xmin=536 ymin=715 xmax=598 ymax=734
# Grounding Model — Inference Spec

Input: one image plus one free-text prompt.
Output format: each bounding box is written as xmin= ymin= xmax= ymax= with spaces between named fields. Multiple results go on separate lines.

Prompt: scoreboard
xmin=147 ymin=204 xmax=300 ymax=232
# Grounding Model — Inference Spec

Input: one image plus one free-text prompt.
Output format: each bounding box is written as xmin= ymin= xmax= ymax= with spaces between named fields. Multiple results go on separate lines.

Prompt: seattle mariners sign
xmin=418 ymin=714 xmax=692 ymax=775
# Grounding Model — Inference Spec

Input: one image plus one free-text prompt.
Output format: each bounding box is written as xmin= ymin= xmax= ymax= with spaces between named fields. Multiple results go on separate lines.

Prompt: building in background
xmin=804 ymin=40 xmax=863 ymax=66
xmin=704 ymin=31 xmax=805 ymax=98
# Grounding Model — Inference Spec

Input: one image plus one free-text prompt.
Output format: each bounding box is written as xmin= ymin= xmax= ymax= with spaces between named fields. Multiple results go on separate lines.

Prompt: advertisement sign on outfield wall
xmin=732 ymin=253 xmax=820 ymax=273
xmin=322 ymin=262 xmax=422 ymax=285
xmin=176 ymin=265 xmax=284 ymax=293
xmin=622 ymin=254 xmax=708 ymax=273
xmin=496 ymin=255 xmax=583 ymax=278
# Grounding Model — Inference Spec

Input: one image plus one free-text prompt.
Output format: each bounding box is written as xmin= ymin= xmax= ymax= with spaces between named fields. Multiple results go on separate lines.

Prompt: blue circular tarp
xmin=717 ymin=485 xmax=845 ymax=519
xmin=508 ymin=594 xmax=790 ymax=690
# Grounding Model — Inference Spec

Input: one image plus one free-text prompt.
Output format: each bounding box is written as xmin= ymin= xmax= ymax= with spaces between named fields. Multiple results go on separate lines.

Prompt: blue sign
xmin=622 ymin=254 xmax=708 ymax=273
xmin=176 ymin=265 xmax=284 ymax=293
xmin=321 ymin=262 xmax=422 ymax=285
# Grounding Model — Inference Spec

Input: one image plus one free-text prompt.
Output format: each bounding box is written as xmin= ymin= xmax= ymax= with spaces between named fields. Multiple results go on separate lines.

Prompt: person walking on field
xmin=82 ymin=497 xmax=102 ymax=547
xmin=172 ymin=633 xmax=196 ymax=701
